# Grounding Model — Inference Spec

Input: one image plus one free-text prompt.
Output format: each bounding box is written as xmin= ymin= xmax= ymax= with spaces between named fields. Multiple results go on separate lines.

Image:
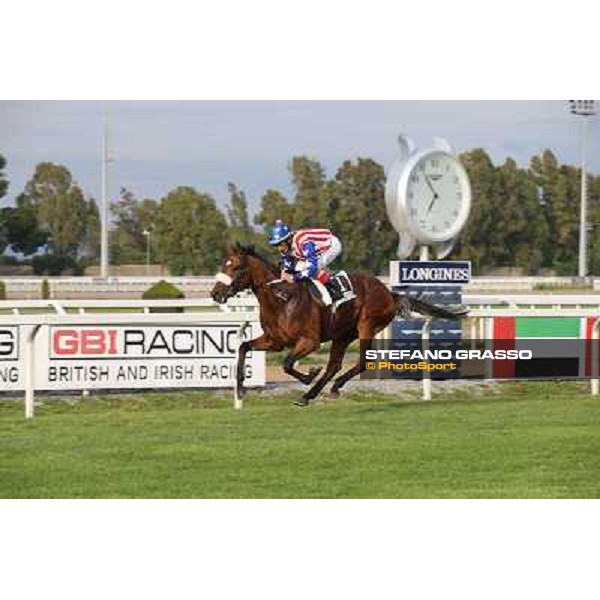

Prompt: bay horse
xmin=211 ymin=243 xmax=467 ymax=406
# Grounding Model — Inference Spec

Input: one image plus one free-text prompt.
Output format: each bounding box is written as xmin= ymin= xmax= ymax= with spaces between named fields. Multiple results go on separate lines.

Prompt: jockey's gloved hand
xmin=280 ymin=255 xmax=296 ymax=273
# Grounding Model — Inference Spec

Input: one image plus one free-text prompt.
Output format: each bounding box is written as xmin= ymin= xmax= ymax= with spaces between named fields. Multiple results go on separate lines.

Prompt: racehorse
xmin=211 ymin=243 xmax=467 ymax=406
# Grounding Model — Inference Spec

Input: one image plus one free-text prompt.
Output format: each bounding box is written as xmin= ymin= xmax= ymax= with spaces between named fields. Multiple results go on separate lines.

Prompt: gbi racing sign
xmin=46 ymin=325 xmax=264 ymax=389
xmin=1 ymin=323 xmax=265 ymax=392
xmin=0 ymin=327 xmax=20 ymax=387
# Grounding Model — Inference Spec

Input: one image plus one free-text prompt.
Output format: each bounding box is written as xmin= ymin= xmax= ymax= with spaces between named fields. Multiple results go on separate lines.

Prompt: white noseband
xmin=215 ymin=272 xmax=233 ymax=286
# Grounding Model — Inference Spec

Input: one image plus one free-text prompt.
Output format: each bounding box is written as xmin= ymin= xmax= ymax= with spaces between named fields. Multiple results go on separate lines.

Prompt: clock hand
xmin=424 ymin=174 xmax=437 ymax=196
xmin=426 ymin=196 xmax=437 ymax=215
xmin=424 ymin=174 xmax=439 ymax=215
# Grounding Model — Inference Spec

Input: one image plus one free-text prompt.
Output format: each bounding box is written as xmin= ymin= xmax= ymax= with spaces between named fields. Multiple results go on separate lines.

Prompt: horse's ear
xmin=232 ymin=241 xmax=241 ymax=253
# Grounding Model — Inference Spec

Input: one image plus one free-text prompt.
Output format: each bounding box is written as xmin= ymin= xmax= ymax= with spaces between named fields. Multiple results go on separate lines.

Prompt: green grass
xmin=1 ymin=381 xmax=599 ymax=498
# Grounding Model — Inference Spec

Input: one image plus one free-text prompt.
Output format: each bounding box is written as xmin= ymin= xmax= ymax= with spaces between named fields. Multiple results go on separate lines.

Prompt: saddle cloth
xmin=310 ymin=271 xmax=355 ymax=309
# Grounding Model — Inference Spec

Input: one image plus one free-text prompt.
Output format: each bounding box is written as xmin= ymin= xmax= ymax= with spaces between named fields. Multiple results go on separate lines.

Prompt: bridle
xmin=215 ymin=254 xmax=249 ymax=301
xmin=215 ymin=252 xmax=290 ymax=302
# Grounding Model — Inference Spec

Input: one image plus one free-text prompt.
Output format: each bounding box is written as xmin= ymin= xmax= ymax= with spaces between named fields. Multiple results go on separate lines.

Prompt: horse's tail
xmin=393 ymin=292 xmax=469 ymax=320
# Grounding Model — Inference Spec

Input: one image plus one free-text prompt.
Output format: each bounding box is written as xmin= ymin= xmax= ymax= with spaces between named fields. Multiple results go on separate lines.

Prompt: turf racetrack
xmin=1 ymin=381 xmax=599 ymax=498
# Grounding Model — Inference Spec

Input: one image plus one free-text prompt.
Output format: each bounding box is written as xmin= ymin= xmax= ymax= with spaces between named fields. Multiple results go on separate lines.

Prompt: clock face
xmin=405 ymin=151 xmax=470 ymax=241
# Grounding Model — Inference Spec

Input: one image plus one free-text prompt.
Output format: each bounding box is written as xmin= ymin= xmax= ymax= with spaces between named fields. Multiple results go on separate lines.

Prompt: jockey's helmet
xmin=268 ymin=220 xmax=292 ymax=246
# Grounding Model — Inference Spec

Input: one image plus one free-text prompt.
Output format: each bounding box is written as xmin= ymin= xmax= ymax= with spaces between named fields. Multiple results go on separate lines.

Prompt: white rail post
xmin=591 ymin=318 xmax=600 ymax=395
xmin=422 ymin=320 xmax=432 ymax=401
xmin=484 ymin=317 xmax=494 ymax=380
xmin=470 ymin=317 xmax=477 ymax=350
xmin=24 ymin=324 xmax=42 ymax=419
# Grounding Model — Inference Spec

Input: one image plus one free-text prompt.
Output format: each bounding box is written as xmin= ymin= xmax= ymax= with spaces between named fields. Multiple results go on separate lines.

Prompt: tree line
xmin=1 ymin=150 xmax=599 ymax=275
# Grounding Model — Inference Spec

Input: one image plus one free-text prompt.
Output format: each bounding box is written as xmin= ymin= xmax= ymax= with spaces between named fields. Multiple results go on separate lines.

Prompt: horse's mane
xmin=234 ymin=242 xmax=279 ymax=275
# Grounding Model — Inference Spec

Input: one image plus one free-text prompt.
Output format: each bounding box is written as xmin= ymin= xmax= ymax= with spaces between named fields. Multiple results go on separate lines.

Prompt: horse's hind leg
xmin=282 ymin=337 xmax=321 ymax=385
xmin=298 ymin=337 xmax=351 ymax=405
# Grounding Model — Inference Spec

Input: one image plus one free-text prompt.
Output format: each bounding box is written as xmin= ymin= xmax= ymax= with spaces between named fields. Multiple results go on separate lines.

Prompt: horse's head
xmin=211 ymin=245 xmax=251 ymax=304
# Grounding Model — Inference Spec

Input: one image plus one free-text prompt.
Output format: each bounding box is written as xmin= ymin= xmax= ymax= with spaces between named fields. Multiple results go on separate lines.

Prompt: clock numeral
xmin=444 ymin=221 xmax=451 ymax=228
xmin=410 ymin=208 xmax=417 ymax=217
xmin=453 ymin=176 xmax=459 ymax=184
xmin=457 ymin=192 xmax=462 ymax=198
xmin=452 ymin=209 xmax=460 ymax=217
xmin=430 ymin=159 xmax=439 ymax=169
xmin=408 ymin=192 xmax=414 ymax=199
xmin=431 ymin=225 xmax=438 ymax=232
xmin=411 ymin=174 xmax=419 ymax=183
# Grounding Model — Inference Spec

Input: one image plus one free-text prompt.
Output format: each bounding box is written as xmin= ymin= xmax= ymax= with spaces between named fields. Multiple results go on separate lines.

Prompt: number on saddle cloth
xmin=331 ymin=271 xmax=353 ymax=295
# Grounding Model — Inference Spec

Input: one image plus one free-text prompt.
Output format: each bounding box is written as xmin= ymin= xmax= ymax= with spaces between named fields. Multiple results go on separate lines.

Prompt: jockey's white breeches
xmin=295 ymin=236 xmax=342 ymax=274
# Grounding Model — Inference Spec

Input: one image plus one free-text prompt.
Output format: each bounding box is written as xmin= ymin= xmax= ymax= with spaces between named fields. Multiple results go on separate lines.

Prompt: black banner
xmin=360 ymin=338 xmax=600 ymax=380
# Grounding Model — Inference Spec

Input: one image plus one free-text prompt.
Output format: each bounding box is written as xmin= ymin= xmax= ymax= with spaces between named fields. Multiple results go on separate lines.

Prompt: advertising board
xmin=0 ymin=323 xmax=264 ymax=392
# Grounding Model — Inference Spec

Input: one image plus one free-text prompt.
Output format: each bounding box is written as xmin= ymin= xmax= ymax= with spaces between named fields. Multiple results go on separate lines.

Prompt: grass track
xmin=1 ymin=382 xmax=599 ymax=498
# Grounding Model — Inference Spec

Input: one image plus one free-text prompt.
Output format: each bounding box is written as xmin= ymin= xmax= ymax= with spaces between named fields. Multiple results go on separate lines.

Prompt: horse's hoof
xmin=293 ymin=393 xmax=313 ymax=407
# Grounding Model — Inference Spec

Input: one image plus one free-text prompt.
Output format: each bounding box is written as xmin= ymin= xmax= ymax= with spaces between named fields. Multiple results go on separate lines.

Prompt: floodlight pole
xmin=580 ymin=116 xmax=588 ymax=279
xmin=569 ymin=100 xmax=597 ymax=279
xmin=100 ymin=107 xmax=111 ymax=279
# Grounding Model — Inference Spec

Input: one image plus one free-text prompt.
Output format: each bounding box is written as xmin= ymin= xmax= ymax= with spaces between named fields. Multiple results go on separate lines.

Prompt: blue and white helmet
xmin=268 ymin=220 xmax=292 ymax=245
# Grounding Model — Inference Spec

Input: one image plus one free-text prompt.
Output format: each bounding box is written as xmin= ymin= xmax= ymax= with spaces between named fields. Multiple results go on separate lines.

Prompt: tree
xmin=454 ymin=149 xmax=501 ymax=272
xmin=81 ymin=198 xmax=101 ymax=261
xmin=325 ymin=158 xmax=396 ymax=273
xmin=588 ymin=174 xmax=600 ymax=274
xmin=111 ymin=188 xmax=160 ymax=264
xmin=290 ymin=156 xmax=327 ymax=227
xmin=254 ymin=189 xmax=294 ymax=233
xmin=0 ymin=210 xmax=6 ymax=255
xmin=0 ymin=154 xmax=8 ymax=254
xmin=226 ymin=183 xmax=253 ymax=244
xmin=2 ymin=193 xmax=48 ymax=256
xmin=0 ymin=154 xmax=8 ymax=200
xmin=496 ymin=158 xmax=548 ymax=273
xmin=155 ymin=186 xmax=229 ymax=275
xmin=529 ymin=150 xmax=576 ymax=273
xmin=23 ymin=162 xmax=88 ymax=261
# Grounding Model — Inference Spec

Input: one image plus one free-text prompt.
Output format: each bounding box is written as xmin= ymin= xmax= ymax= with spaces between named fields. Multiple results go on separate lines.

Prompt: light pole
xmin=569 ymin=100 xmax=597 ymax=278
xmin=100 ymin=105 xmax=114 ymax=279
xmin=143 ymin=229 xmax=151 ymax=275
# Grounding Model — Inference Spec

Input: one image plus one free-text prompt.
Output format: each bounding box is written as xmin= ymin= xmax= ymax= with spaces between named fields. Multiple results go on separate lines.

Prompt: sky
xmin=1 ymin=100 xmax=599 ymax=218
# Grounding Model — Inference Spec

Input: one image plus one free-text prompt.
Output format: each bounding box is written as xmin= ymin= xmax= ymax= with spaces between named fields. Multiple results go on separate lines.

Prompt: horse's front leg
xmin=237 ymin=335 xmax=281 ymax=397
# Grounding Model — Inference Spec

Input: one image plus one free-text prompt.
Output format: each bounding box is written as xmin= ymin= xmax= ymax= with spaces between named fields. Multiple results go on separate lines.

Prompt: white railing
xmin=4 ymin=295 xmax=600 ymax=415
xmin=1 ymin=274 xmax=597 ymax=298
xmin=4 ymin=293 xmax=600 ymax=315
xmin=0 ymin=297 xmax=259 ymax=314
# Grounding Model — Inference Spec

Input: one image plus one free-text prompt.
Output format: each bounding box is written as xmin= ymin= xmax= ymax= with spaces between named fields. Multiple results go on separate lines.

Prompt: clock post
xmin=385 ymin=135 xmax=472 ymax=379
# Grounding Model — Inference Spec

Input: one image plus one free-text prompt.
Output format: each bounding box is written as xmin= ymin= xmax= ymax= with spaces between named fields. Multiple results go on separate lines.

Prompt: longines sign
xmin=0 ymin=324 xmax=265 ymax=392
xmin=390 ymin=261 xmax=472 ymax=286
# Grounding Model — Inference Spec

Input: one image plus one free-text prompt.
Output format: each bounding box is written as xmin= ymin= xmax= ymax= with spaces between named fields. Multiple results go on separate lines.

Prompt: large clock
xmin=386 ymin=135 xmax=472 ymax=259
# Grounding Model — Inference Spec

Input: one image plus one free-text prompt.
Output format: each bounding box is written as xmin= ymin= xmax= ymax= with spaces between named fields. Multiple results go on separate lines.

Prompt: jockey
xmin=268 ymin=220 xmax=342 ymax=287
